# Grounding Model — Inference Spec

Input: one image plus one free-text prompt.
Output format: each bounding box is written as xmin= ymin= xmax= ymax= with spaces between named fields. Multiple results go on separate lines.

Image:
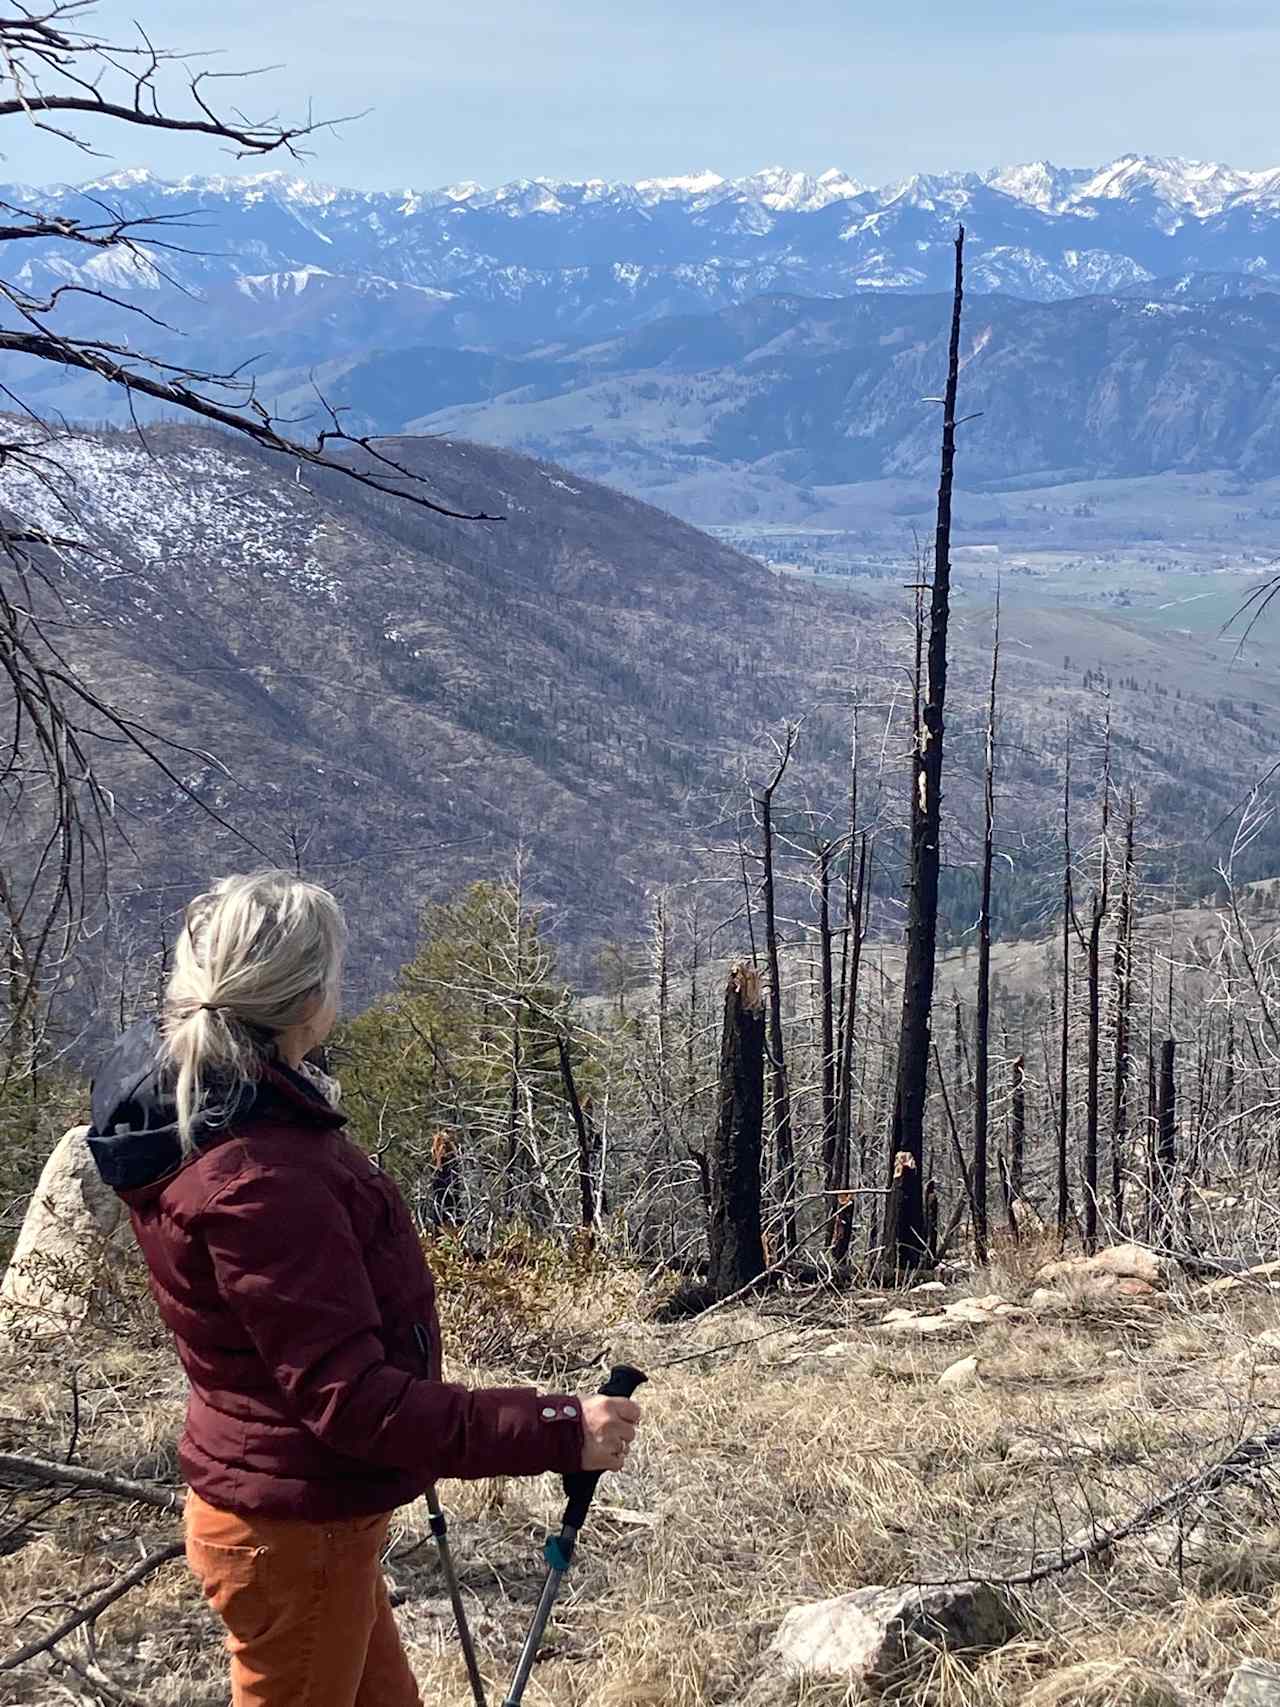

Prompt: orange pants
xmin=185 ymin=1490 xmax=423 ymax=1707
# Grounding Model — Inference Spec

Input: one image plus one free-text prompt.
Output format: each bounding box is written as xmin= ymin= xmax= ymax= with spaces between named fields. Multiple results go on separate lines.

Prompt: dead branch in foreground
xmin=981 ymin=1417 xmax=1280 ymax=1588
xmin=0 ymin=1449 xmax=182 ymax=1513
xmin=0 ymin=1539 xmax=185 ymax=1673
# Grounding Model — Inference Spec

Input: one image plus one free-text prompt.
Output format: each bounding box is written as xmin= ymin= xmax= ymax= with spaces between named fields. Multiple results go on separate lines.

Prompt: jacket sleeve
xmin=197 ymin=1162 xmax=584 ymax=1480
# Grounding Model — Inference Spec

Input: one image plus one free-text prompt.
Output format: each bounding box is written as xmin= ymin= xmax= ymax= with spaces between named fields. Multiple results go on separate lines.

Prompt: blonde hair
xmin=162 ymin=871 xmax=347 ymax=1151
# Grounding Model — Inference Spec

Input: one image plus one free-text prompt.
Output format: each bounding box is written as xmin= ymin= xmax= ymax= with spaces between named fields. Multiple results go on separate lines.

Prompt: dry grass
xmin=5 ymin=1261 xmax=1280 ymax=1705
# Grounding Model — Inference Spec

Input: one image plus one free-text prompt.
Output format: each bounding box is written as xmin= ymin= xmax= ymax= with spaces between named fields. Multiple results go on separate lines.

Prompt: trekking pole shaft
xmin=426 ymin=1486 xmax=488 ymax=1707
xmin=500 ymin=1543 xmax=573 ymax=1707
xmin=499 ymin=1364 xmax=648 ymax=1707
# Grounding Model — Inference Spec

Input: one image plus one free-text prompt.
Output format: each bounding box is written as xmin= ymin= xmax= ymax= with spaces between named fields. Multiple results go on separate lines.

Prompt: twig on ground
xmin=0 ymin=1539 xmax=185 ymax=1672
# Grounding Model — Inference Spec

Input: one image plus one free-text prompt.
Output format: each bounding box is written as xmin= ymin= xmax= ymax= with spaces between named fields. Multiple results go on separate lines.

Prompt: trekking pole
xmin=500 ymin=1364 xmax=648 ymax=1707
xmin=425 ymin=1485 xmax=489 ymax=1707
xmin=414 ymin=1326 xmax=489 ymax=1707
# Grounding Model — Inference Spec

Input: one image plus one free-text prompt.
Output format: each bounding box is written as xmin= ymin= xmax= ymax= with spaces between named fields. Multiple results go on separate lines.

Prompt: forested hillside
xmin=3 ymin=421 xmax=1279 ymax=1014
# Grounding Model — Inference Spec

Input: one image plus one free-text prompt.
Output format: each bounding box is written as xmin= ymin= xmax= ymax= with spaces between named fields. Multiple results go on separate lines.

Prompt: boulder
xmin=937 ymin=1355 xmax=980 ymax=1390
xmin=1038 ymin=1242 xmax=1164 ymax=1288
xmin=912 ymin=1281 xmax=946 ymax=1296
xmin=1 ymin=1125 xmax=125 ymax=1337
xmin=1226 ymin=1659 xmax=1280 ymax=1706
xmin=770 ymin=1580 xmax=1021 ymax=1690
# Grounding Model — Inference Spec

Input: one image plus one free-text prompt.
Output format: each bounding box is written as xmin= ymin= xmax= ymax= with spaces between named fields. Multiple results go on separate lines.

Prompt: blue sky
xmin=4 ymin=0 xmax=1278 ymax=189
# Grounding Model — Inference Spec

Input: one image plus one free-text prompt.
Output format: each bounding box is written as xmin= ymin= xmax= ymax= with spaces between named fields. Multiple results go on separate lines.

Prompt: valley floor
xmin=6 ymin=1245 xmax=1280 ymax=1705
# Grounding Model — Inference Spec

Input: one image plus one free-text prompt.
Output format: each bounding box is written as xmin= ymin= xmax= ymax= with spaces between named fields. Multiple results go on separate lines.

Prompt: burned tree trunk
xmin=832 ymin=834 xmax=869 ymax=1261
xmin=972 ymin=590 xmax=1000 ymax=1266
xmin=1110 ymin=791 xmax=1136 ymax=1224
xmin=428 ymin=1131 xmax=461 ymax=1228
xmin=1154 ymin=1037 xmax=1178 ymax=1239
xmin=556 ymin=1034 xmax=599 ymax=1238
xmin=818 ymin=838 xmax=839 ymax=1211
xmin=1058 ymin=745 xmax=1073 ymax=1240
xmin=759 ymin=730 xmax=798 ymax=1255
xmin=1010 ymin=1052 xmax=1026 ymax=1198
xmin=879 ymin=225 xmax=968 ymax=1279
xmin=708 ymin=965 xmax=768 ymax=1299
xmin=1083 ymin=711 xmax=1112 ymax=1253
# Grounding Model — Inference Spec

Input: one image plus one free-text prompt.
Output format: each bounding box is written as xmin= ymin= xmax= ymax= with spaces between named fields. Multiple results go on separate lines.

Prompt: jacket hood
xmin=86 ymin=1017 xmax=343 ymax=1194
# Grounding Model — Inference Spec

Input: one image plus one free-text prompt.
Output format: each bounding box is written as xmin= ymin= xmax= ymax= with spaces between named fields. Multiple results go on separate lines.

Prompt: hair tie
xmin=200 ymin=1002 xmax=223 ymax=1013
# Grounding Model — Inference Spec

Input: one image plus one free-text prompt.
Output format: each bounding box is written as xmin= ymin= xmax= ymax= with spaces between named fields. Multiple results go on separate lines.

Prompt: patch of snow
xmin=0 ymin=439 xmax=344 ymax=606
xmin=636 ymin=169 xmax=726 ymax=198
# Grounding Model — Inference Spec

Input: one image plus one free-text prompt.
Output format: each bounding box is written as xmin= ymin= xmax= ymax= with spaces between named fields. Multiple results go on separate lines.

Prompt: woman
xmin=86 ymin=871 xmax=640 ymax=1707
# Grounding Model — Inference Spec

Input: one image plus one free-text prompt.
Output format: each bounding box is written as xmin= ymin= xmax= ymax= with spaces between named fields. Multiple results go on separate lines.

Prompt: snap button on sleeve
xmin=541 ymin=1407 xmax=557 ymax=1421
xmin=562 ymin=1406 xmax=578 ymax=1419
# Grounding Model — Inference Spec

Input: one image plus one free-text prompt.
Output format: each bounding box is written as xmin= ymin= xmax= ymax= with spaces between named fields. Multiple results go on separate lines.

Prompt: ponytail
xmin=161 ymin=871 xmax=346 ymax=1151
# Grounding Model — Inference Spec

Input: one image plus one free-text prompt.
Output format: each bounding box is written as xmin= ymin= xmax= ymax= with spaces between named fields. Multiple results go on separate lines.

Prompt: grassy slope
xmin=5 ymin=1250 xmax=1280 ymax=1706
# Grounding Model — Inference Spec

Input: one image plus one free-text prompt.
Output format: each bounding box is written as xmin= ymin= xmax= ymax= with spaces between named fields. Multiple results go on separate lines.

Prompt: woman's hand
xmin=579 ymin=1395 xmax=641 ymax=1472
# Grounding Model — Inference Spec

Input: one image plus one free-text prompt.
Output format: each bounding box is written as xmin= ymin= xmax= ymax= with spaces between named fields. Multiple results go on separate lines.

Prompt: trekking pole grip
xmin=560 ymin=1364 xmax=647 ymax=1531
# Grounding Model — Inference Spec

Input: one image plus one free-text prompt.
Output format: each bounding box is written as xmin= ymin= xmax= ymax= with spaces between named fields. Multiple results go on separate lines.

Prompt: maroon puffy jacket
xmin=86 ymin=1020 xmax=584 ymax=1521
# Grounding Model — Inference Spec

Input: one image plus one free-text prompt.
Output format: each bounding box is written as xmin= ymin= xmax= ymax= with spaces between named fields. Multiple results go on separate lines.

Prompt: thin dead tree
xmin=971 ymin=584 xmax=1001 ymax=1265
xmin=1081 ymin=705 xmax=1112 ymax=1252
xmin=756 ymin=725 xmax=799 ymax=1257
xmin=1058 ymin=739 xmax=1074 ymax=1240
xmin=1154 ymin=1037 xmax=1178 ymax=1241
xmin=879 ymin=225 xmax=971 ymax=1278
xmin=1111 ymin=789 xmax=1137 ymax=1223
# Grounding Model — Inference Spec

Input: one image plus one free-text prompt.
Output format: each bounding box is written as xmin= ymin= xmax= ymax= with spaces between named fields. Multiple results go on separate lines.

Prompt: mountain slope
xmin=2 ymin=424 xmax=852 ymax=991
xmin=6 ymin=424 xmax=1280 ymax=998
xmin=357 ymin=288 xmax=1280 ymax=516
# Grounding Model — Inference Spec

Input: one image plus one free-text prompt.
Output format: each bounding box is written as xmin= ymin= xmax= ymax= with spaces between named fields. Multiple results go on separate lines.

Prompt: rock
xmin=1028 ymin=1287 xmax=1066 ymax=1312
xmin=1038 ymin=1242 xmax=1164 ymax=1288
xmin=943 ymin=1299 xmax=998 ymax=1325
xmin=938 ymin=1355 xmax=980 ymax=1390
xmin=876 ymin=1313 xmax=957 ymax=1336
xmin=912 ymin=1281 xmax=947 ymax=1295
xmin=1226 ymin=1658 xmax=1280 ymax=1705
xmin=1 ymin=1126 xmax=125 ymax=1338
xmin=770 ymin=1580 xmax=1021 ymax=1689
xmin=1256 ymin=1330 xmax=1280 ymax=1355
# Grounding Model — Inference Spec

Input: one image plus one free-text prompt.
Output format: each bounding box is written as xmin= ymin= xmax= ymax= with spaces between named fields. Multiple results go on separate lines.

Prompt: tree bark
xmin=708 ymin=965 xmax=768 ymax=1299
xmin=879 ymin=225 xmax=967 ymax=1279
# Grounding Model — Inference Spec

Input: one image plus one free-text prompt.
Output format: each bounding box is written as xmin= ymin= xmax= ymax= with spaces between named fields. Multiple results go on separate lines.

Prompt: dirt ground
xmin=5 ymin=1245 xmax=1280 ymax=1706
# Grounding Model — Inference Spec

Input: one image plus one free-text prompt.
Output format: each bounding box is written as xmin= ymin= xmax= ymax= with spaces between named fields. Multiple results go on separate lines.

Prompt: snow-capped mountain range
xmin=15 ymin=152 xmax=1280 ymax=325
xmin=11 ymin=152 xmax=1280 ymax=450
